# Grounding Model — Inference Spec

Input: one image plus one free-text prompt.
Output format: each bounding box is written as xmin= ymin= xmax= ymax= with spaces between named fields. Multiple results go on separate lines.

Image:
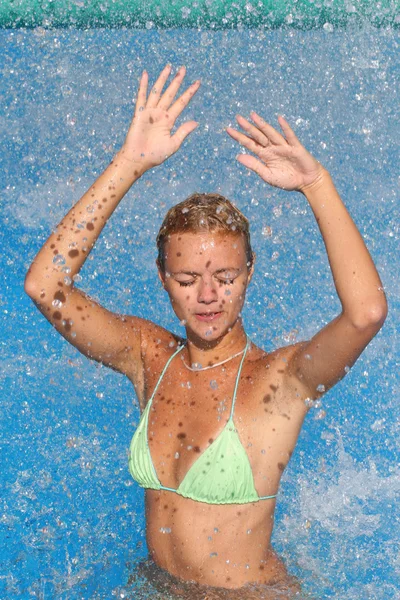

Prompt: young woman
xmin=25 ymin=65 xmax=387 ymax=598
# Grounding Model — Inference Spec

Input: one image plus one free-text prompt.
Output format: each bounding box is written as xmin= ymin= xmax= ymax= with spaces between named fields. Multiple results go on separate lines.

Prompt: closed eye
xmin=218 ymin=279 xmax=234 ymax=285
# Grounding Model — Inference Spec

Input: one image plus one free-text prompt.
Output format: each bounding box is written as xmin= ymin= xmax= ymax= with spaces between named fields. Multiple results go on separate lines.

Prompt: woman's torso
xmin=125 ymin=326 xmax=308 ymax=589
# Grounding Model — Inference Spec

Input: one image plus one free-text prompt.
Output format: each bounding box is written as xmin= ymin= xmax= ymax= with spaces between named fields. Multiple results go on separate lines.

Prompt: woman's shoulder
xmin=135 ymin=317 xmax=184 ymax=362
xmin=249 ymin=339 xmax=306 ymax=367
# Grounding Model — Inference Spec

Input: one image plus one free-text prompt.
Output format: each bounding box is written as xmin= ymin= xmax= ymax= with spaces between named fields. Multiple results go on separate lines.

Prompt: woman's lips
xmin=195 ymin=312 xmax=223 ymax=322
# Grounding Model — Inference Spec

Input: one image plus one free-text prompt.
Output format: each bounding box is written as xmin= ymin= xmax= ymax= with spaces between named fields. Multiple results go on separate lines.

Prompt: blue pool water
xmin=1 ymin=26 xmax=399 ymax=599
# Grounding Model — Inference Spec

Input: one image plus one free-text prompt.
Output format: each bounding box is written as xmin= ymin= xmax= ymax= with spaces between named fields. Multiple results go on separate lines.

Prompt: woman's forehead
xmin=165 ymin=231 xmax=246 ymax=258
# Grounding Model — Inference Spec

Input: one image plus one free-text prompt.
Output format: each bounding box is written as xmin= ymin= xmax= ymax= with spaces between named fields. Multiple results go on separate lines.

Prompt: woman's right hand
xmin=120 ymin=65 xmax=201 ymax=171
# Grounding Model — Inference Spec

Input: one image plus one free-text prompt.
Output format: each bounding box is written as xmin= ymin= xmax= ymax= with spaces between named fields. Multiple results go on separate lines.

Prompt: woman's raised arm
xmin=226 ymin=113 xmax=388 ymax=401
xmin=25 ymin=65 xmax=200 ymax=376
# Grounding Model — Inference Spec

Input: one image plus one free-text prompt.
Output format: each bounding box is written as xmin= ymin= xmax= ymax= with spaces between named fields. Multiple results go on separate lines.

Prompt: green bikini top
xmin=128 ymin=336 xmax=278 ymax=505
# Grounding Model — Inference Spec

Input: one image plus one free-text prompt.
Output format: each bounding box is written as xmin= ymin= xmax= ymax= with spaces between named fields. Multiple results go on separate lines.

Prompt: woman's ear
xmin=247 ymin=252 xmax=256 ymax=283
xmin=156 ymin=259 xmax=166 ymax=289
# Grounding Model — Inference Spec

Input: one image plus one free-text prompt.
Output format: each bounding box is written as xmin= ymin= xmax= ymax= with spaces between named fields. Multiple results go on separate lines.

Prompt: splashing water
xmin=1 ymin=23 xmax=399 ymax=600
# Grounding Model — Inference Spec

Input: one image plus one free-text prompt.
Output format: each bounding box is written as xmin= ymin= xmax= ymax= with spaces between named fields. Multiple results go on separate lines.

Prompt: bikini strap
xmin=148 ymin=342 xmax=185 ymax=405
xmin=229 ymin=335 xmax=250 ymax=421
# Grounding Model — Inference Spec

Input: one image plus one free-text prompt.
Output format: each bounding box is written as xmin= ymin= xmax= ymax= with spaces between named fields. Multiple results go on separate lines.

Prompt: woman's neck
xmin=183 ymin=324 xmax=248 ymax=371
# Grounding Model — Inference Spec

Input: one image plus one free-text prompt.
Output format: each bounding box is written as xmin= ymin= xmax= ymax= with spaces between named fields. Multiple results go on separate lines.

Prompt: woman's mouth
xmin=195 ymin=312 xmax=223 ymax=322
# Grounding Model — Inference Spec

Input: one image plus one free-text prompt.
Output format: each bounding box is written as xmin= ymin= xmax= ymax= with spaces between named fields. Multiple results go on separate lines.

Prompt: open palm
xmin=226 ymin=113 xmax=324 ymax=192
xmin=121 ymin=65 xmax=200 ymax=170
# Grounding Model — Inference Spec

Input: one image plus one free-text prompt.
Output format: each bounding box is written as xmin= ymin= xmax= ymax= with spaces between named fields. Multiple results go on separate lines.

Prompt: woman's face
xmin=159 ymin=231 xmax=253 ymax=343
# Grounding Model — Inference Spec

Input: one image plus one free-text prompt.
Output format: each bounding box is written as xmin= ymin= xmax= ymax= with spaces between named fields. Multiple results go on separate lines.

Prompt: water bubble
xmin=53 ymin=254 xmax=65 ymax=265
xmin=72 ymin=274 xmax=82 ymax=283
xmin=66 ymin=114 xmax=76 ymax=126
xmin=262 ymin=226 xmax=272 ymax=237
xmin=323 ymin=22 xmax=334 ymax=32
xmin=159 ymin=527 xmax=171 ymax=534
xmin=61 ymin=85 xmax=72 ymax=96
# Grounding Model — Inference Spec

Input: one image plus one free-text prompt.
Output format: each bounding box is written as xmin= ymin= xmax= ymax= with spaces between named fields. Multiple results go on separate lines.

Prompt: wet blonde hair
xmin=156 ymin=193 xmax=253 ymax=273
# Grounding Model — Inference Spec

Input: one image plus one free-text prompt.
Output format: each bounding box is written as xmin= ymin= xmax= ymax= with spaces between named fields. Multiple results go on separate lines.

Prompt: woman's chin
xmin=184 ymin=317 xmax=238 ymax=344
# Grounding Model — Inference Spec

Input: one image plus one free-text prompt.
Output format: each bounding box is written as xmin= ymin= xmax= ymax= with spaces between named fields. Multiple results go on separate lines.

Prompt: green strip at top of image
xmin=1 ymin=0 xmax=398 ymax=29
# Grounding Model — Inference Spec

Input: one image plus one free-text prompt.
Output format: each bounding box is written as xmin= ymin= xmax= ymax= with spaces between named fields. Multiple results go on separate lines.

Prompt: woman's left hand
xmin=226 ymin=113 xmax=324 ymax=192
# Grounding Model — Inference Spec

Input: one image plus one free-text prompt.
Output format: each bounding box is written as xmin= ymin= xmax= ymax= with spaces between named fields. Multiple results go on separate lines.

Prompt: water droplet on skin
xmin=210 ymin=552 xmax=218 ymax=558
xmin=210 ymin=380 xmax=218 ymax=390
xmin=316 ymin=384 xmax=325 ymax=393
xmin=214 ymin=527 xmax=219 ymax=533
xmin=174 ymin=452 xmax=179 ymax=459
xmin=159 ymin=527 xmax=171 ymax=534
xmin=53 ymin=254 xmax=65 ymax=265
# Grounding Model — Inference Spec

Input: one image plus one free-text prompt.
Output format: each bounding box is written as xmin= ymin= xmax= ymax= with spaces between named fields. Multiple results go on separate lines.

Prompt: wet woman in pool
xmin=25 ymin=65 xmax=387 ymax=598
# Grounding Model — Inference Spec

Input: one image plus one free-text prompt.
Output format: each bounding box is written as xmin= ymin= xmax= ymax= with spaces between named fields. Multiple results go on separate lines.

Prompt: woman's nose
xmin=197 ymin=279 xmax=218 ymax=304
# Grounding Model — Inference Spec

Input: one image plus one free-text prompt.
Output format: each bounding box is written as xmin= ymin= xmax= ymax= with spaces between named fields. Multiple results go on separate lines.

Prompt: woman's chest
xmin=143 ymin=364 xmax=305 ymax=491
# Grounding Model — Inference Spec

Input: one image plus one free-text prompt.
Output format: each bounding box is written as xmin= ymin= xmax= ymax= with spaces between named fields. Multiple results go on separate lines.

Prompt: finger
xmin=134 ymin=70 xmax=148 ymax=118
xmin=168 ymin=80 xmax=201 ymax=121
xmin=236 ymin=153 xmax=270 ymax=179
xmin=170 ymin=121 xmax=199 ymax=151
xmin=158 ymin=66 xmax=187 ymax=109
xmin=277 ymin=115 xmax=301 ymax=146
xmin=235 ymin=114 xmax=270 ymax=147
xmin=226 ymin=126 xmax=263 ymax=156
xmin=250 ymin=112 xmax=288 ymax=145
xmin=146 ymin=64 xmax=173 ymax=108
